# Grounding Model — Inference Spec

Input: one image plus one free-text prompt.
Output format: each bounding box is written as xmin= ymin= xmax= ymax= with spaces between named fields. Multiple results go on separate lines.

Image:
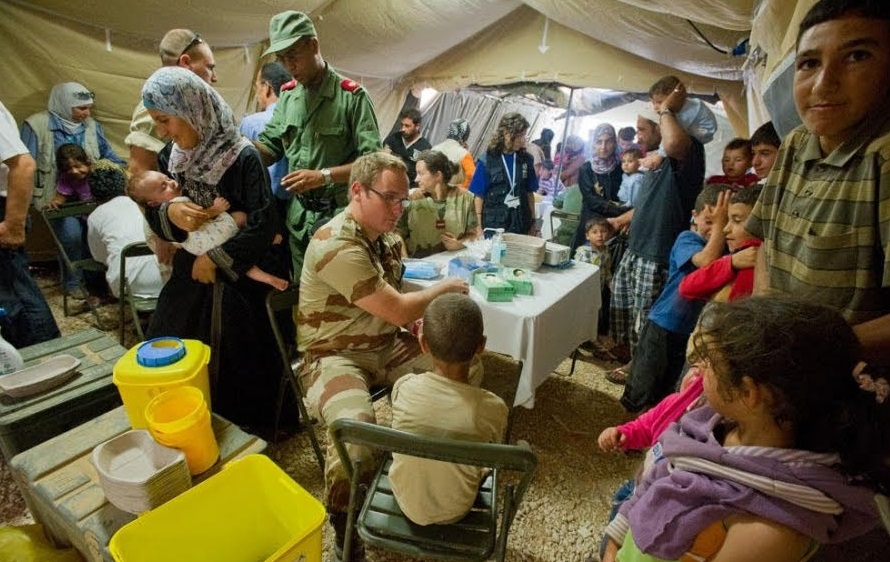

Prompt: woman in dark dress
xmin=572 ymin=123 xmax=627 ymax=252
xmin=140 ymin=67 xmax=286 ymax=433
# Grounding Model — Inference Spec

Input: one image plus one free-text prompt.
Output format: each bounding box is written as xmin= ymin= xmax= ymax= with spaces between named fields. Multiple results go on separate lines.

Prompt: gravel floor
xmin=0 ymin=265 xmax=640 ymax=561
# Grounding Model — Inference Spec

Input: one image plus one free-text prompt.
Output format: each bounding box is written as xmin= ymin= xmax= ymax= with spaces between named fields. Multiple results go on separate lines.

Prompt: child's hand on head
xmin=597 ymin=426 xmax=626 ymax=452
xmin=711 ymin=189 xmax=732 ymax=231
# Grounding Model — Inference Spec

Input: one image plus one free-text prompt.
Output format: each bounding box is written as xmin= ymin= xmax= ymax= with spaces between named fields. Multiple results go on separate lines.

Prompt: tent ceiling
xmin=20 ymin=0 xmax=752 ymax=84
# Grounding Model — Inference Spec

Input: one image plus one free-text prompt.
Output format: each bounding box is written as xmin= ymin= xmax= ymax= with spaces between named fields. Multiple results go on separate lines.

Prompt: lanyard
xmin=501 ymin=153 xmax=516 ymax=193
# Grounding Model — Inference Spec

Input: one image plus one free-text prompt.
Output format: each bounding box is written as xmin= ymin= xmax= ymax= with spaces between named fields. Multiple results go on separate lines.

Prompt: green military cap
xmin=263 ymin=11 xmax=317 ymax=56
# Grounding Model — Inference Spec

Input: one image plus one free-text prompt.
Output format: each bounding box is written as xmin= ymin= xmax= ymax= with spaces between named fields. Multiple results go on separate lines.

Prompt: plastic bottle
xmin=0 ymin=308 xmax=24 ymax=375
xmin=490 ymin=228 xmax=506 ymax=273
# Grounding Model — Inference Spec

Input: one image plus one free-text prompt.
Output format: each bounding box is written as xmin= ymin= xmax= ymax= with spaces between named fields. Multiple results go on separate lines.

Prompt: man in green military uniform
xmin=254 ymin=10 xmax=382 ymax=277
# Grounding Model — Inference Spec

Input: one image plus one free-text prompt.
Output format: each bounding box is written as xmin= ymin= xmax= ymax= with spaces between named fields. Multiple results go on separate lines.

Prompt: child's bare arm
xmin=205 ymin=197 xmax=231 ymax=218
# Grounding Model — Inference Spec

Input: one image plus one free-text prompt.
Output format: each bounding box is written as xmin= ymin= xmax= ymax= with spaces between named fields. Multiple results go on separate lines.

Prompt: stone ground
xmin=0 ymin=263 xmax=640 ymax=561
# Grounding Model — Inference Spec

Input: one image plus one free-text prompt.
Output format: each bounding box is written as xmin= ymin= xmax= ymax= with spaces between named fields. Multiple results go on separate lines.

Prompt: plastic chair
xmin=41 ymin=201 xmax=107 ymax=329
xmin=265 ymin=286 xmax=326 ymax=472
xmin=330 ymin=418 xmax=538 ymax=562
xmin=118 ymin=241 xmax=159 ymax=346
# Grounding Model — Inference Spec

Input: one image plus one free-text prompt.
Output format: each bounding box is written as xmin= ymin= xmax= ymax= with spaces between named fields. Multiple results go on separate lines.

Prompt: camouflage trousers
xmin=300 ymin=332 xmax=483 ymax=512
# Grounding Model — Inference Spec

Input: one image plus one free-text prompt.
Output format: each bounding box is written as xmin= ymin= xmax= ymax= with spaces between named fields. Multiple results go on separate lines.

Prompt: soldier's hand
xmin=437 ymin=277 xmax=470 ymax=296
xmin=282 ymin=169 xmax=323 ymax=194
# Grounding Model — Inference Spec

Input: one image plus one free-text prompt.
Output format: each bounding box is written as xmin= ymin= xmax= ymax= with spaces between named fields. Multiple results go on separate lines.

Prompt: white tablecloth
xmin=404 ymin=251 xmax=600 ymax=408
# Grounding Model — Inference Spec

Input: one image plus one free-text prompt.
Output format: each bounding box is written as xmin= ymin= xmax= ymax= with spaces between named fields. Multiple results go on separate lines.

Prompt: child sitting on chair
xmin=389 ymin=293 xmax=509 ymax=526
xmin=50 ymin=143 xmax=93 ymax=208
xmin=128 ymin=170 xmax=289 ymax=291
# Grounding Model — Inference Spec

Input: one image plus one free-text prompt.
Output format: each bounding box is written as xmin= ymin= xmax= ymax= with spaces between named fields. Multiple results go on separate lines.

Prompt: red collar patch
xmin=340 ymin=79 xmax=360 ymax=93
xmin=280 ymin=79 xmax=297 ymax=91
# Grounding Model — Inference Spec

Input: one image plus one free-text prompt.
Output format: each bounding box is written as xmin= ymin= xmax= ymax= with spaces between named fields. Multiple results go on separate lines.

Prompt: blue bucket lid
xmin=137 ymin=337 xmax=187 ymax=367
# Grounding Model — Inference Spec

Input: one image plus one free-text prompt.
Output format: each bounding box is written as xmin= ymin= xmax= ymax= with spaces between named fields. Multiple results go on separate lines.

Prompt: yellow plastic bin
xmin=113 ymin=337 xmax=211 ymax=429
xmin=108 ymin=454 xmax=325 ymax=562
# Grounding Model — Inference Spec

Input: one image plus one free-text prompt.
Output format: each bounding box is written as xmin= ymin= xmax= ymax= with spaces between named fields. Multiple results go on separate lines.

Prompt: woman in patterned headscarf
xmin=140 ymin=66 xmax=285 ymax=433
xmin=573 ymin=124 xmax=627 ymax=251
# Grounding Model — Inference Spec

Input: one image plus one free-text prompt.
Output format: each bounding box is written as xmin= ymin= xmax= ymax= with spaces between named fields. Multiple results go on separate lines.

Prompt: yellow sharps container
xmin=113 ymin=337 xmax=211 ymax=429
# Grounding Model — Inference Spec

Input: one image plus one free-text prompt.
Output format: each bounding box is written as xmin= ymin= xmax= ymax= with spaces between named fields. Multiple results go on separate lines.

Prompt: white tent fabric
xmin=0 ymin=0 xmax=782 ymax=156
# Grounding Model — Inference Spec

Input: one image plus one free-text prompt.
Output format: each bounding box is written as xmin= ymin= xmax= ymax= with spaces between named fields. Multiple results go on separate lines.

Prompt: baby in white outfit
xmin=129 ymin=170 xmax=288 ymax=291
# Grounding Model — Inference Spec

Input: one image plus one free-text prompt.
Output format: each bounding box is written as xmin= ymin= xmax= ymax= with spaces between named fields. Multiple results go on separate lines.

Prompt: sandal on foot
xmin=605 ymin=364 xmax=630 ymax=385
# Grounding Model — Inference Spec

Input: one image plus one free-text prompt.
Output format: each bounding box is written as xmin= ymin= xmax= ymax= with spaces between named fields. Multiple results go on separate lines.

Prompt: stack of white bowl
xmin=92 ymin=429 xmax=191 ymax=514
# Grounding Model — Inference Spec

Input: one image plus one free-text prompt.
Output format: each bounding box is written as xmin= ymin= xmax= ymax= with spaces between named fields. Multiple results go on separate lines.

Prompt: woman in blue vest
xmin=22 ymin=82 xmax=124 ymax=297
xmin=468 ymin=113 xmax=539 ymax=235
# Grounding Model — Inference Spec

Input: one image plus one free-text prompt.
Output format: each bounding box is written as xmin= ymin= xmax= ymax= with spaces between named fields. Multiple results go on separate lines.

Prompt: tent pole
xmin=554 ymin=87 xmax=575 ymax=183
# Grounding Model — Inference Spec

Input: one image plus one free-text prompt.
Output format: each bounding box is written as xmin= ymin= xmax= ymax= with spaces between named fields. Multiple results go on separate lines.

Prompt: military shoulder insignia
xmin=340 ymin=79 xmax=361 ymax=93
xmin=281 ymin=79 xmax=297 ymax=91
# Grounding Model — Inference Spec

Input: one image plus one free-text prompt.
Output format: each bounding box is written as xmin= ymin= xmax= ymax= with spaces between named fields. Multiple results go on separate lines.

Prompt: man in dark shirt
xmin=384 ymin=108 xmax=431 ymax=186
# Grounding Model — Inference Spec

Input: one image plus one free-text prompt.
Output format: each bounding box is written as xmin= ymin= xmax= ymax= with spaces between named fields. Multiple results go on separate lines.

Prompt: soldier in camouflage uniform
xmin=297 ymin=152 xmax=471 ymax=560
xmin=254 ymin=10 xmax=382 ymax=278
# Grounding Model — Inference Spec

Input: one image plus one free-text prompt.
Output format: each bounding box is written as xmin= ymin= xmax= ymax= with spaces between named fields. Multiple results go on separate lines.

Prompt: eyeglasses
xmin=73 ymin=91 xmax=95 ymax=101
xmin=180 ymin=33 xmax=204 ymax=58
xmin=366 ymin=186 xmax=410 ymax=210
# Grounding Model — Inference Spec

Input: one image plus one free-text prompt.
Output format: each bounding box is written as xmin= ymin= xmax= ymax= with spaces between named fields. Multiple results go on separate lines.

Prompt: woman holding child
xmin=139 ymin=67 xmax=285 ymax=433
xmin=572 ymin=123 xmax=628 ymax=252
xmin=398 ymin=149 xmax=478 ymax=257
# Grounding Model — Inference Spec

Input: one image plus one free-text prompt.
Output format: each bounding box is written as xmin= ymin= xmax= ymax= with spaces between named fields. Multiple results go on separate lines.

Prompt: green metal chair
xmin=41 ymin=201 xmax=107 ymax=329
xmin=118 ymin=241 xmax=159 ymax=346
xmin=330 ymin=418 xmax=538 ymax=562
xmin=265 ymin=286 xmax=326 ymax=472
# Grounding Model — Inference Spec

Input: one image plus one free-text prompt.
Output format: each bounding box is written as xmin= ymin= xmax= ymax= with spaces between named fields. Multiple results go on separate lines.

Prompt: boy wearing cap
xmin=254 ymin=10 xmax=382 ymax=277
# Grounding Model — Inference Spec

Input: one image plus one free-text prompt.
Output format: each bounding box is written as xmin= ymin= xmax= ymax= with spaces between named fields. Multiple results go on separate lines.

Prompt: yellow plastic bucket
xmin=144 ymin=386 xmax=219 ymax=475
xmin=109 ymin=455 xmax=325 ymax=562
xmin=113 ymin=337 xmax=211 ymax=429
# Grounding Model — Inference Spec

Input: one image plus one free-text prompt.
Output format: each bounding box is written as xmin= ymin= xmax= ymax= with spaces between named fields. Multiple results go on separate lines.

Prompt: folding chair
xmin=549 ymin=208 xmax=580 ymax=245
xmin=547 ymin=210 xmax=581 ymax=374
xmin=41 ymin=201 xmax=107 ymax=329
xmin=330 ymin=418 xmax=538 ymax=562
xmin=266 ymin=286 xmax=326 ymax=472
xmin=118 ymin=241 xmax=159 ymax=346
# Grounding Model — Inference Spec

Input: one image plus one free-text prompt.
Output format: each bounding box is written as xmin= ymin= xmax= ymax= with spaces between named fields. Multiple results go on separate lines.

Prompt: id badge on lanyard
xmin=502 ymin=154 xmax=520 ymax=208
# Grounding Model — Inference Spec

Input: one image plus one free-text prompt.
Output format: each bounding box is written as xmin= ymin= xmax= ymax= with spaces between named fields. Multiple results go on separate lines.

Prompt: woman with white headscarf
xmin=22 ymin=82 xmax=124 ymax=209
xmin=140 ymin=66 xmax=285 ymax=434
xmin=21 ymin=82 xmax=124 ymax=299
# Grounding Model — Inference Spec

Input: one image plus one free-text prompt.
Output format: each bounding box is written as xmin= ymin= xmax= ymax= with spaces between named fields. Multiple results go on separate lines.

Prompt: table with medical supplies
xmin=403 ymin=250 xmax=600 ymax=407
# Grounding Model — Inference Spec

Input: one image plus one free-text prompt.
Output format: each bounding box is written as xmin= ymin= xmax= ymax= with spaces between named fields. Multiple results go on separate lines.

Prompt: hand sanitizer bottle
xmin=491 ymin=228 xmax=506 ymax=273
xmin=0 ymin=308 xmax=24 ymax=375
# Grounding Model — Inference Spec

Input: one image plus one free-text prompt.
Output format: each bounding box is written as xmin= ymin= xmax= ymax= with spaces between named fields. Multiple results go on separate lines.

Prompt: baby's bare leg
xmin=229 ymin=210 xmax=248 ymax=229
xmin=246 ymin=266 xmax=290 ymax=291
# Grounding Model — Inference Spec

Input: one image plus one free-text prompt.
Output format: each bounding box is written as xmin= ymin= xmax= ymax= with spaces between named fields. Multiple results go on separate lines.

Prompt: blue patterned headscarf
xmin=142 ymin=67 xmax=251 ymax=186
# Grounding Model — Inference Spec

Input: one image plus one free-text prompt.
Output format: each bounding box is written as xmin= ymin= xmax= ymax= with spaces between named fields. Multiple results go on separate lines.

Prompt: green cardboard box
xmin=473 ymin=272 xmax=515 ymax=302
xmin=503 ymin=268 xmax=533 ymax=295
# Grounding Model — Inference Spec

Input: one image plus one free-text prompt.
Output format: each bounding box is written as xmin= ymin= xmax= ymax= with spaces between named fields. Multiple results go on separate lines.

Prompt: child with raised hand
xmin=129 ymin=170 xmax=289 ymax=291
xmin=389 ymin=293 xmax=508 ymax=526
xmin=601 ymin=296 xmax=886 ymax=562
xmin=680 ymin=185 xmax=762 ymax=302
xmin=706 ymin=138 xmax=760 ymax=190
xmin=50 ymin=143 xmax=93 ymax=208
xmin=609 ymin=185 xmax=728 ymax=412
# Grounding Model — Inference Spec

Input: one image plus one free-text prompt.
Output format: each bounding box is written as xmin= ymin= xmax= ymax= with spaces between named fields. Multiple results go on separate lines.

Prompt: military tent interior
xmin=1 ymin=0 xmax=817 ymax=257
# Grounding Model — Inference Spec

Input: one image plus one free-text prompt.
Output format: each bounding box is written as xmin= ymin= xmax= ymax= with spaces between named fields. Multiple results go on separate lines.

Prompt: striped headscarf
xmin=142 ymin=66 xmax=251 ymax=187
